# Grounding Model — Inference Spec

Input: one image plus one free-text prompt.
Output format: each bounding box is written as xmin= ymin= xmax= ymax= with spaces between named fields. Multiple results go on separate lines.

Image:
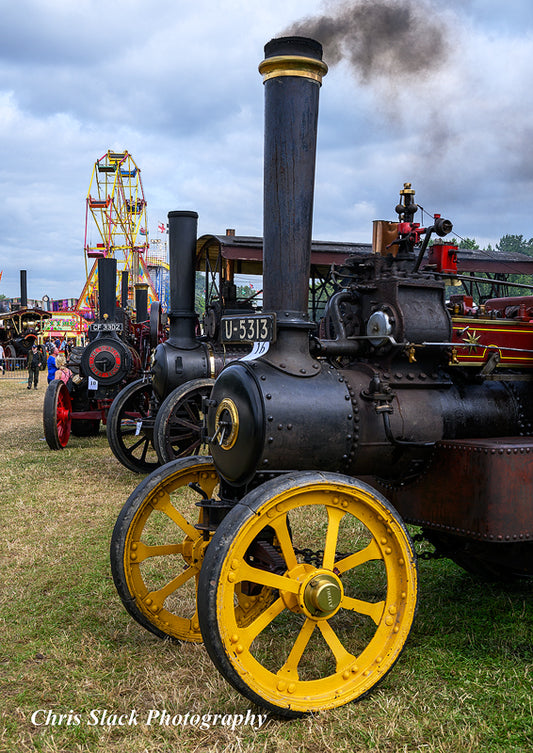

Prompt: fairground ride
xmin=76 ymin=150 xmax=160 ymax=318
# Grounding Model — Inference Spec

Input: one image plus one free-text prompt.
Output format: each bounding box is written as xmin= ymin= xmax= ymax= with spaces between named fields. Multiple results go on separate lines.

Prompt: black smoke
xmin=285 ymin=0 xmax=450 ymax=84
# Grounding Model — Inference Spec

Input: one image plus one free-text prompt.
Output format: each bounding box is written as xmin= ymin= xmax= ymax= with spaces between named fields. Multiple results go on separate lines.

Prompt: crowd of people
xmin=25 ymin=337 xmax=75 ymax=391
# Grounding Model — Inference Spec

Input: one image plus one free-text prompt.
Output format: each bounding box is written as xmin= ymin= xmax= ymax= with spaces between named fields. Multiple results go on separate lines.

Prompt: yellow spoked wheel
xmin=110 ymin=457 xmax=219 ymax=642
xmin=197 ymin=472 xmax=418 ymax=716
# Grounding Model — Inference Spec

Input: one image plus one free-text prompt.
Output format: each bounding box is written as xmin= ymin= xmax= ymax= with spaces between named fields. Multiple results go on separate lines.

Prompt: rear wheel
xmin=198 ymin=472 xmax=418 ymax=716
xmin=43 ymin=380 xmax=72 ymax=450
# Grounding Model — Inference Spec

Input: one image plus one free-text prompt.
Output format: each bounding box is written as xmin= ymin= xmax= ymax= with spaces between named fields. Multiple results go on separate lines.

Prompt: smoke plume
xmin=285 ymin=0 xmax=450 ymax=85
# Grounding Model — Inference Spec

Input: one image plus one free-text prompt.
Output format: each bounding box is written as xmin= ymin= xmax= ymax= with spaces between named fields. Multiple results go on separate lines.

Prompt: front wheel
xmin=43 ymin=380 xmax=72 ymax=450
xmin=197 ymin=472 xmax=418 ymax=716
xmin=106 ymin=379 xmax=159 ymax=473
xmin=153 ymin=378 xmax=213 ymax=465
xmin=110 ymin=457 xmax=220 ymax=641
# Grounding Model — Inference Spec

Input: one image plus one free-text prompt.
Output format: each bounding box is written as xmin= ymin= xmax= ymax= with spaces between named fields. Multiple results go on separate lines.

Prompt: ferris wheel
xmin=77 ymin=150 xmax=158 ymax=317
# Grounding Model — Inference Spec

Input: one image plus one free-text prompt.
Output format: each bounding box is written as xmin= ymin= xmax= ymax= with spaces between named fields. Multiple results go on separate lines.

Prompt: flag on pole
xmin=158 ymin=223 xmax=166 ymax=233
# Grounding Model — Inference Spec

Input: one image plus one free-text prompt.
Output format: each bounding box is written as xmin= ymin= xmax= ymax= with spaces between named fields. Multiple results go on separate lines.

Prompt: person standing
xmin=53 ymin=354 xmax=73 ymax=389
xmin=0 ymin=343 xmax=5 ymax=375
xmin=47 ymin=347 xmax=59 ymax=383
xmin=27 ymin=344 xmax=44 ymax=389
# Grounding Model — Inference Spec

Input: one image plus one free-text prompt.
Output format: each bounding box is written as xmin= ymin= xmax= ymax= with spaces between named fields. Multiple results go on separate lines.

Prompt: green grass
xmin=0 ymin=379 xmax=532 ymax=752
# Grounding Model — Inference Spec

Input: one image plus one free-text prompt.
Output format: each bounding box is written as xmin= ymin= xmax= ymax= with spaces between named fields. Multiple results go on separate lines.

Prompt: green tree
xmin=449 ymin=237 xmax=479 ymax=250
xmin=495 ymin=234 xmax=533 ymax=294
xmin=496 ymin=234 xmax=533 ymax=257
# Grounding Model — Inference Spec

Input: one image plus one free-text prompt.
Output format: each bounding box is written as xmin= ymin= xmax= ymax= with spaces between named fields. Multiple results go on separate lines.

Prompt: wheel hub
xmin=303 ymin=572 xmax=343 ymax=618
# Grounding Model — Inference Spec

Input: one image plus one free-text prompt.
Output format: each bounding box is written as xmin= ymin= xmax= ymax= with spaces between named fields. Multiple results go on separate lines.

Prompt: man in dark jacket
xmin=27 ymin=344 xmax=44 ymax=389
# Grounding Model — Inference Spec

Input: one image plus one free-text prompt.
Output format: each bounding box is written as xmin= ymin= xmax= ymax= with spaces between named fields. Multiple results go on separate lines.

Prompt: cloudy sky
xmin=1 ymin=0 xmax=533 ymax=300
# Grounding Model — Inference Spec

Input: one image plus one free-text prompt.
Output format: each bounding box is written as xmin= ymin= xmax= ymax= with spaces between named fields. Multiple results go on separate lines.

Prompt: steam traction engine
xmin=105 ymin=211 xmax=254 ymax=473
xmin=43 ymin=257 xmax=152 ymax=449
xmin=0 ymin=271 xmax=51 ymax=360
xmin=106 ymin=213 xmax=351 ymax=473
xmin=110 ymin=37 xmax=533 ymax=716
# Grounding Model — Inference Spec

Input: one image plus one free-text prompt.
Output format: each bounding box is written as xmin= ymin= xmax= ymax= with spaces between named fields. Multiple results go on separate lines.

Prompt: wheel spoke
xmin=146 ymin=565 xmax=197 ymax=607
xmin=172 ymin=438 xmax=201 ymax=457
xmin=238 ymin=596 xmax=286 ymax=648
xmin=340 ymin=595 xmax=385 ymax=625
xmin=277 ymin=618 xmax=316 ymax=679
xmin=318 ymin=620 xmax=357 ymax=672
xmin=270 ymin=514 xmax=298 ymax=570
xmin=322 ymin=506 xmax=346 ymax=570
xmin=335 ymin=538 xmax=383 ymax=574
xmin=233 ymin=561 xmax=300 ymax=594
xmin=129 ymin=541 xmax=184 ymax=563
xmin=125 ymin=435 xmax=147 ymax=454
xmin=139 ymin=438 xmax=149 ymax=463
xmin=184 ymin=401 xmax=200 ymax=423
xmin=173 ymin=416 xmax=200 ymax=433
xmin=153 ymin=493 xmax=201 ymax=539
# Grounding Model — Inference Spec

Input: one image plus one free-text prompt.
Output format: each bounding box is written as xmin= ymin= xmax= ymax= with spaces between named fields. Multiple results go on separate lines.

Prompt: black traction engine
xmin=110 ymin=36 xmax=533 ymax=718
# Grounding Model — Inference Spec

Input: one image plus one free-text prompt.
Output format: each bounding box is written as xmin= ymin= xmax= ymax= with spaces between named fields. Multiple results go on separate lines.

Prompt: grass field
xmin=0 ymin=378 xmax=532 ymax=753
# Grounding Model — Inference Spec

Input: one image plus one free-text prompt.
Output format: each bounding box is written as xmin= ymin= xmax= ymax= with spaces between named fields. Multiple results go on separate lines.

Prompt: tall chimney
xmin=97 ymin=257 xmax=117 ymax=321
xmin=121 ymin=270 xmax=129 ymax=308
xmin=259 ymin=37 xmax=327 ymax=335
xmin=167 ymin=210 xmax=198 ymax=348
xmin=20 ymin=270 xmax=28 ymax=308
xmin=135 ymin=283 xmax=149 ymax=323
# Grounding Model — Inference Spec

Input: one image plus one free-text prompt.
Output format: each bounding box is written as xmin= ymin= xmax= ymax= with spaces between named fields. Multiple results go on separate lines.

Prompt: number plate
xmin=221 ymin=314 xmax=276 ymax=343
xmin=89 ymin=322 xmax=124 ymax=333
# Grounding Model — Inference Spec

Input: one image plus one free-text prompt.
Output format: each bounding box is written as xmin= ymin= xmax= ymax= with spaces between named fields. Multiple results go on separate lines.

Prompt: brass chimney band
xmin=259 ymin=55 xmax=328 ymax=84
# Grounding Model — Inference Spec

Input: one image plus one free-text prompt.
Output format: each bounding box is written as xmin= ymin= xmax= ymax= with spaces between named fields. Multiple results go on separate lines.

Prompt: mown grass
xmin=0 ymin=378 xmax=532 ymax=753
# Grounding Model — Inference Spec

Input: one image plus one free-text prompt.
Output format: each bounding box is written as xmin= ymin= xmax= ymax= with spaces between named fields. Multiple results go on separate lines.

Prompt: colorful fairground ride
xmin=76 ymin=150 xmax=167 ymax=319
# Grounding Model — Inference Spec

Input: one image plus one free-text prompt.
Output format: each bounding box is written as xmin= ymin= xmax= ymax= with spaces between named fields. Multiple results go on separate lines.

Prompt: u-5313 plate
xmin=221 ymin=314 xmax=276 ymax=343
